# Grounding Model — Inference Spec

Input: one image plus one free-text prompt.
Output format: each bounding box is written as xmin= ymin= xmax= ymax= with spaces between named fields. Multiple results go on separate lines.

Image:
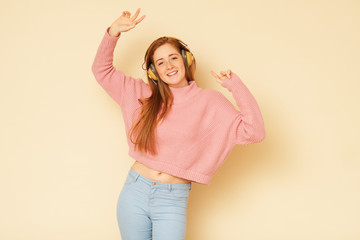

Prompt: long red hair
xmin=129 ymin=37 xmax=196 ymax=155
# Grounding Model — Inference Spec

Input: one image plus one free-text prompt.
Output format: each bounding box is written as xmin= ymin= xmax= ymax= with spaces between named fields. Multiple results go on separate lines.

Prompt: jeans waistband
xmin=129 ymin=168 xmax=191 ymax=191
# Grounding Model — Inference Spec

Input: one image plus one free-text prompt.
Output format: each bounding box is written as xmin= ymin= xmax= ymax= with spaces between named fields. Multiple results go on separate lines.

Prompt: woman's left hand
xmin=210 ymin=70 xmax=232 ymax=84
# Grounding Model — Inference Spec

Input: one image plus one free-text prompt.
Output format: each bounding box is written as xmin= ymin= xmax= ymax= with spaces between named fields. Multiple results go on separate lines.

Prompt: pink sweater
xmin=92 ymin=28 xmax=265 ymax=184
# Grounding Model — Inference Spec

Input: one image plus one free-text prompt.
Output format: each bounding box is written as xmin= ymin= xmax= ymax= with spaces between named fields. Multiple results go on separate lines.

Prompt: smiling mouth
xmin=167 ymin=71 xmax=178 ymax=77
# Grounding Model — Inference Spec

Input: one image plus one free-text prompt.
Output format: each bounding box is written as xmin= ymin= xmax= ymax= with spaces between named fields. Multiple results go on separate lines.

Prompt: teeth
xmin=167 ymin=71 xmax=177 ymax=76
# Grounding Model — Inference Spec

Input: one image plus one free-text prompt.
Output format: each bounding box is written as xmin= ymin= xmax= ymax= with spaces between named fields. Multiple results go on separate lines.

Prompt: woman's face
xmin=153 ymin=43 xmax=188 ymax=88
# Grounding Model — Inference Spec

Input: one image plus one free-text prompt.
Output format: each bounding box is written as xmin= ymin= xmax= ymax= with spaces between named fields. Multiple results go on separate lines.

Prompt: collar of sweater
xmin=169 ymin=81 xmax=201 ymax=104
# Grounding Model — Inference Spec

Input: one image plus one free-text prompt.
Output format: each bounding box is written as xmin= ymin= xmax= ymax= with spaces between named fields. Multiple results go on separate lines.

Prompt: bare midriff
xmin=131 ymin=161 xmax=191 ymax=184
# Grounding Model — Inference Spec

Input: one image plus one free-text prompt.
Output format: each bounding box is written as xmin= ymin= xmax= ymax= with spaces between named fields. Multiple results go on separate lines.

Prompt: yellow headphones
xmin=146 ymin=39 xmax=194 ymax=82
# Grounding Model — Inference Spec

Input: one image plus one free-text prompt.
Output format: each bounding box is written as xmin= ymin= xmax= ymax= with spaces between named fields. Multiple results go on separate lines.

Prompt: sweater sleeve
xmin=221 ymin=73 xmax=265 ymax=145
xmin=91 ymin=27 xmax=149 ymax=107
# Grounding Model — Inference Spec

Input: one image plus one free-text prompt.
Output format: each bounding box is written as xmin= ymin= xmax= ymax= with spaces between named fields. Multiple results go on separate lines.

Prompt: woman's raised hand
xmin=108 ymin=8 xmax=146 ymax=37
xmin=210 ymin=70 xmax=232 ymax=84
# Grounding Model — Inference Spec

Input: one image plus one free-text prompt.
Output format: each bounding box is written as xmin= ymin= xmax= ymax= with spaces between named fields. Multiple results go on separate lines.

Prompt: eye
xmin=171 ymin=57 xmax=178 ymax=60
xmin=158 ymin=62 xmax=164 ymax=66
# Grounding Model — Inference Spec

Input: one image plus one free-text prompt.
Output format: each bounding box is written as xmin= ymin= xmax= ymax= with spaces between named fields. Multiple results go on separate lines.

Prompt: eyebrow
xmin=155 ymin=53 xmax=179 ymax=64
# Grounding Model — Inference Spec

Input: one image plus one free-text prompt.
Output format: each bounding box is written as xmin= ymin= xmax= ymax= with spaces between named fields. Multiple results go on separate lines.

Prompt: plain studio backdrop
xmin=1 ymin=0 xmax=359 ymax=239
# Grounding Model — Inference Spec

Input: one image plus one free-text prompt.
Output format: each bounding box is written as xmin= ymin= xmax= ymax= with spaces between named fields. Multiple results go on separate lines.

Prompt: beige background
xmin=1 ymin=0 xmax=359 ymax=239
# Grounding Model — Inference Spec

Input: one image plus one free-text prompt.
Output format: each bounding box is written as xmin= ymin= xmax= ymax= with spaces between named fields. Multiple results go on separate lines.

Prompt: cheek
xmin=180 ymin=64 xmax=187 ymax=75
xmin=176 ymin=61 xmax=185 ymax=71
xmin=160 ymin=69 xmax=168 ymax=78
xmin=156 ymin=66 xmax=166 ymax=76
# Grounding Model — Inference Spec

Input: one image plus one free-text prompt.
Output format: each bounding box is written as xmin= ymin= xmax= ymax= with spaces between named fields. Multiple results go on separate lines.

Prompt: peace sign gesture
xmin=210 ymin=70 xmax=232 ymax=84
xmin=109 ymin=8 xmax=146 ymax=37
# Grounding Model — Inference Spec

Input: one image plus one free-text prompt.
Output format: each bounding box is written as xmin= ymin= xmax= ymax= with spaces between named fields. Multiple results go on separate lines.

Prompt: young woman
xmin=92 ymin=8 xmax=265 ymax=240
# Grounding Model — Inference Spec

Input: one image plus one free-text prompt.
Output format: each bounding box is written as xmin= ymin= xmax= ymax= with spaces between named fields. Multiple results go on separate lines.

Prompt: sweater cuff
xmin=221 ymin=73 xmax=243 ymax=92
xmin=105 ymin=26 xmax=121 ymax=40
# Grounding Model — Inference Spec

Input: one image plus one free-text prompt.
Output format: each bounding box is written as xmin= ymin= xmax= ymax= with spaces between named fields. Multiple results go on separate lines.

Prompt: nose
xmin=165 ymin=61 xmax=173 ymax=69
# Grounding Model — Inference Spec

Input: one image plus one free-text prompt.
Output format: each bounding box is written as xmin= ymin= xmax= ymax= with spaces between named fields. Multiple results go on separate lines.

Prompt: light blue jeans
xmin=117 ymin=169 xmax=191 ymax=240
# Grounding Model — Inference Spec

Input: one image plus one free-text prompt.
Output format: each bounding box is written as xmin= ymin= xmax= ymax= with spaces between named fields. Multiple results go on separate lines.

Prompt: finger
xmin=221 ymin=70 xmax=231 ymax=79
xmin=210 ymin=71 xmax=224 ymax=84
xmin=130 ymin=8 xmax=140 ymax=21
xmin=215 ymin=78 xmax=223 ymax=84
xmin=226 ymin=70 xmax=232 ymax=79
xmin=134 ymin=14 xmax=146 ymax=24
xmin=127 ymin=23 xmax=136 ymax=28
xmin=210 ymin=70 xmax=221 ymax=80
xmin=220 ymin=71 xmax=230 ymax=81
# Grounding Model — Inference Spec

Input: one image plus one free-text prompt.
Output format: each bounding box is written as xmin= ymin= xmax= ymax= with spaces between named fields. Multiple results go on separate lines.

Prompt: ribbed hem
xmin=129 ymin=151 xmax=212 ymax=185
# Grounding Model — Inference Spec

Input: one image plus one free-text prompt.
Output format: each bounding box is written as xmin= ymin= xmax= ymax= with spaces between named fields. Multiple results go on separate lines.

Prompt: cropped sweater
xmin=91 ymin=28 xmax=265 ymax=184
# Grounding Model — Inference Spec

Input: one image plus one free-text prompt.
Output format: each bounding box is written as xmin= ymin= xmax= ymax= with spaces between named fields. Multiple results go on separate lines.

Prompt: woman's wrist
xmin=108 ymin=26 xmax=121 ymax=37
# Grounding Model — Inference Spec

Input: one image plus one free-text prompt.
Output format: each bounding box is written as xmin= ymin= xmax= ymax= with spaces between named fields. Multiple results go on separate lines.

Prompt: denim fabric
xmin=117 ymin=169 xmax=191 ymax=240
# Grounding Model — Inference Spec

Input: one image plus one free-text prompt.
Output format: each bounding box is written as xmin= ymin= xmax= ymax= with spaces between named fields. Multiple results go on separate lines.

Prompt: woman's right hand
xmin=109 ymin=8 xmax=146 ymax=37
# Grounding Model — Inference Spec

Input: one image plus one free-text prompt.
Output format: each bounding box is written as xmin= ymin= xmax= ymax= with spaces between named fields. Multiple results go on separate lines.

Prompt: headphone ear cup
xmin=186 ymin=51 xmax=194 ymax=67
xmin=148 ymin=64 xmax=158 ymax=81
xmin=181 ymin=49 xmax=193 ymax=67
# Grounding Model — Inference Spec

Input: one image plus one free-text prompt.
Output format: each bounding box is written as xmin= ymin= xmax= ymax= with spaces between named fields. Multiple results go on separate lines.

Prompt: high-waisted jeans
xmin=117 ymin=169 xmax=191 ymax=240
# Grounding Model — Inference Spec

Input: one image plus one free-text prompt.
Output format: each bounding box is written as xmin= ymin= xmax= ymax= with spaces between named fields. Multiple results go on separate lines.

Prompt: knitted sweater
xmin=91 ymin=28 xmax=265 ymax=184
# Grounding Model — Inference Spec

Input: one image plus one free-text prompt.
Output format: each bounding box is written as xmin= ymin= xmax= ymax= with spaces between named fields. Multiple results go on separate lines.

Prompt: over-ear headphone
xmin=146 ymin=38 xmax=194 ymax=83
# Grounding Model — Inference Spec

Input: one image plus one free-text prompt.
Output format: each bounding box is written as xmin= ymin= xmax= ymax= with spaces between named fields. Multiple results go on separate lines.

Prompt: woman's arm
xmin=211 ymin=70 xmax=266 ymax=145
xmin=91 ymin=9 xmax=146 ymax=105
